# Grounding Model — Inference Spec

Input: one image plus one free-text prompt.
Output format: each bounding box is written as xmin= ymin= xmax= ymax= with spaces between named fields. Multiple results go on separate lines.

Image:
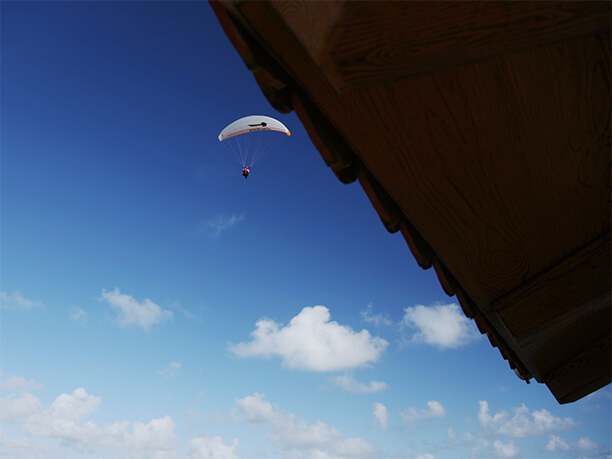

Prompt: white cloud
xmin=229 ymin=306 xmax=388 ymax=372
xmin=69 ymin=307 xmax=87 ymax=325
xmin=576 ymin=437 xmax=598 ymax=450
xmin=23 ymin=389 xmax=177 ymax=455
xmin=270 ymin=419 xmax=375 ymax=458
xmin=328 ymin=374 xmax=387 ymax=394
xmin=126 ymin=415 xmax=178 ymax=454
xmin=414 ymin=455 xmax=434 ymax=459
xmin=544 ymin=435 xmax=599 ymax=452
xmin=100 ymin=288 xmax=173 ymax=330
xmin=157 ymin=362 xmax=182 ymax=379
xmin=0 ymin=375 xmax=43 ymax=392
xmin=0 ymin=392 xmax=42 ymax=422
xmin=373 ymin=403 xmax=388 ymax=430
xmin=478 ymin=401 xmax=577 ymax=438
xmin=471 ymin=438 xmax=489 ymax=457
xmin=360 ymin=304 xmax=393 ymax=327
xmin=0 ymin=436 xmax=52 ymax=459
xmin=0 ymin=291 xmax=43 ymax=310
xmin=188 ymin=434 xmax=239 ymax=458
xmin=233 ymin=392 xmax=276 ymax=423
xmin=401 ymin=303 xmax=479 ymax=349
xmin=493 ymin=440 xmax=519 ymax=458
xmin=0 ymin=376 xmax=212 ymax=458
xmin=26 ymin=415 xmax=129 ymax=451
xmin=50 ymin=388 xmax=100 ymax=420
xmin=234 ymin=393 xmax=375 ymax=457
xmin=206 ymin=213 xmax=245 ymax=237
xmin=401 ymin=401 xmax=446 ymax=424
xmin=544 ymin=435 xmax=571 ymax=451
xmin=234 ymin=392 xmax=276 ymax=424
xmin=24 ymin=388 xmax=128 ymax=450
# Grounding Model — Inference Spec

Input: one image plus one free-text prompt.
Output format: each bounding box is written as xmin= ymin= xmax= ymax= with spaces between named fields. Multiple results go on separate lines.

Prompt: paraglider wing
xmin=218 ymin=115 xmax=291 ymax=142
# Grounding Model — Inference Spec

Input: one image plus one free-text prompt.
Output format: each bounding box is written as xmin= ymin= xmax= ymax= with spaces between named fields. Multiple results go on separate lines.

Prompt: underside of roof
xmin=209 ymin=0 xmax=611 ymax=404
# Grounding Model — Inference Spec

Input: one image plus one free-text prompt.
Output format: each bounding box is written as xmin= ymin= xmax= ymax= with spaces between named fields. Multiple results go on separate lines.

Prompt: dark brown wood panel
xmin=321 ymin=34 xmax=611 ymax=307
xmin=522 ymin=302 xmax=610 ymax=378
xmin=313 ymin=1 xmax=610 ymax=91
xmin=495 ymin=232 xmax=611 ymax=345
xmin=237 ymin=0 xmax=610 ymax=314
xmin=543 ymin=332 xmax=611 ymax=404
xmin=272 ymin=0 xmax=346 ymax=57
xmin=236 ymin=0 xmax=349 ymax=135
xmin=216 ymin=0 xmax=612 ymax=402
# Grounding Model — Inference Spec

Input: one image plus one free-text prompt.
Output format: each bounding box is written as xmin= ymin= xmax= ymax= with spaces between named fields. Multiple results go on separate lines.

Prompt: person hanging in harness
xmin=242 ymin=166 xmax=250 ymax=179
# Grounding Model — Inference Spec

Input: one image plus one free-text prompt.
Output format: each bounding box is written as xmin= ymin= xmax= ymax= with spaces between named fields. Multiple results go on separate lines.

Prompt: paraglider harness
xmin=242 ymin=167 xmax=250 ymax=179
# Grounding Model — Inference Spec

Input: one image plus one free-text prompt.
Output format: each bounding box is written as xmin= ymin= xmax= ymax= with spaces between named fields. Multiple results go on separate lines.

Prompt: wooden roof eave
xmin=210 ymin=0 xmax=357 ymax=183
xmin=209 ymin=0 xmax=534 ymax=383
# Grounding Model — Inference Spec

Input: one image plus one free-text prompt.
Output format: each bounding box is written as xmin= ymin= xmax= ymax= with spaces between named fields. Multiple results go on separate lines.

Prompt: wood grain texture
xmin=272 ymin=0 xmax=345 ymax=57
xmin=223 ymin=0 xmax=612 ymax=400
xmin=322 ymin=33 xmax=611 ymax=309
xmin=210 ymin=1 xmax=294 ymax=113
xmin=523 ymin=301 xmax=610 ymax=379
xmin=235 ymin=0 xmax=611 ymax=309
xmin=544 ymin=332 xmax=611 ymax=403
xmin=495 ymin=232 xmax=611 ymax=345
xmin=314 ymin=1 xmax=611 ymax=91
xmin=231 ymin=2 xmax=610 ymax=306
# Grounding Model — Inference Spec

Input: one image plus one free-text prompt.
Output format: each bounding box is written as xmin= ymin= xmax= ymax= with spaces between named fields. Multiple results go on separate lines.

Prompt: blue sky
xmin=1 ymin=2 xmax=610 ymax=458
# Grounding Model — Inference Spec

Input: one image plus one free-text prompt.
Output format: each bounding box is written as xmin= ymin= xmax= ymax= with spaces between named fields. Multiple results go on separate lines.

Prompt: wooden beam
xmin=272 ymin=0 xmax=346 ymax=57
xmin=544 ymin=332 xmax=611 ymax=404
xmin=518 ymin=297 xmax=610 ymax=382
xmin=313 ymin=1 xmax=611 ymax=91
xmin=494 ymin=232 xmax=611 ymax=346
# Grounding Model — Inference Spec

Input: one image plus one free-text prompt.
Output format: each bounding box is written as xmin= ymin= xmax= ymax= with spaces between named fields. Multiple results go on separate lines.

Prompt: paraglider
xmin=218 ymin=115 xmax=290 ymax=179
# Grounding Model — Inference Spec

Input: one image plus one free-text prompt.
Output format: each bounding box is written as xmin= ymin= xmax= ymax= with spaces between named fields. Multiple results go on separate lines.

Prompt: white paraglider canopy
xmin=218 ymin=115 xmax=291 ymax=169
xmin=218 ymin=115 xmax=291 ymax=142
